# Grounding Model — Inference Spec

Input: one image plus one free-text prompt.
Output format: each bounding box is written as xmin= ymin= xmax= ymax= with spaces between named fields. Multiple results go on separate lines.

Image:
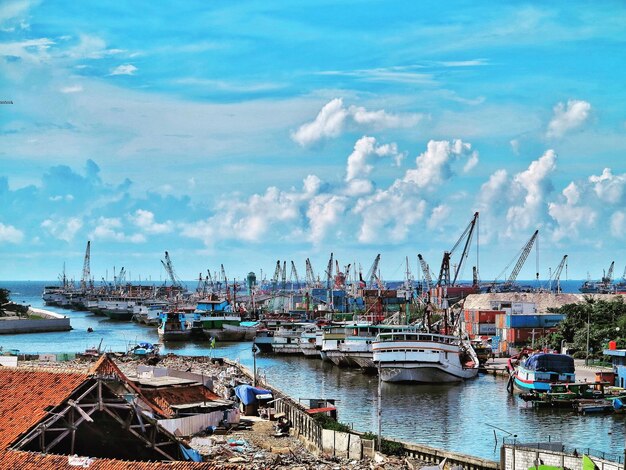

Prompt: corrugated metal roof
xmin=141 ymin=386 xmax=225 ymax=417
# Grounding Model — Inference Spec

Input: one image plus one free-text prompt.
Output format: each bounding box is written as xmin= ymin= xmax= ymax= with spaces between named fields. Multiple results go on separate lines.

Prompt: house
xmin=0 ymin=354 xmax=243 ymax=469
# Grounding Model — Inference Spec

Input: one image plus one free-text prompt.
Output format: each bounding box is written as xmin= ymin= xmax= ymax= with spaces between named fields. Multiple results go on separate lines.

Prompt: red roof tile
xmin=0 ymin=368 xmax=87 ymax=449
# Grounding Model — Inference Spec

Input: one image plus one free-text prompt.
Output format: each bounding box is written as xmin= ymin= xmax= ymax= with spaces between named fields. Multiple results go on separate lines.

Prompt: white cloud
xmin=60 ymin=85 xmax=83 ymax=93
xmin=110 ymin=64 xmax=137 ymax=76
xmin=546 ymin=99 xmax=591 ymax=139
xmin=129 ymin=209 xmax=173 ymax=234
xmin=345 ymin=136 xmax=401 ymax=182
xmin=0 ymin=222 xmax=24 ymax=243
xmin=506 ymin=149 xmax=557 ymax=232
xmin=403 ymin=139 xmax=479 ymax=189
xmin=548 ymin=182 xmax=593 ymax=242
xmin=589 ymin=168 xmax=626 ymax=204
xmin=306 ymin=194 xmax=347 ymax=244
xmin=510 ymin=139 xmax=520 ymax=155
xmin=291 ymin=98 xmax=422 ymax=147
xmin=610 ymin=211 xmax=626 ymax=239
xmin=90 ymin=217 xmax=144 ymax=243
xmin=41 ymin=217 xmax=82 ymax=242
xmin=427 ymin=205 xmax=452 ymax=230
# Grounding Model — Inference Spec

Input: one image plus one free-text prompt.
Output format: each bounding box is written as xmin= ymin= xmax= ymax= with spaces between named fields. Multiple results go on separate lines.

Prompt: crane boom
xmin=305 ymin=258 xmax=315 ymax=287
xmin=325 ymin=253 xmax=334 ymax=290
xmin=550 ymin=255 xmax=568 ymax=293
xmin=437 ymin=212 xmax=479 ymax=286
xmin=81 ymin=240 xmax=91 ymax=291
xmin=502 ymin=230 xmax=539 ymax=287
xmin=290 ymin=261 xmax=300 ymax=289
xmin=161 ymin=251 xmax=182 ymax=288
xmin=281 ymin=261 xmax=287 ymax=290
xmin=603 ymin=261 xmax=615 ymax=284
xmin=417 ymin=254 xmax=433 ymax=291
xmin=366 ymin=254 xmax=381 ymax=288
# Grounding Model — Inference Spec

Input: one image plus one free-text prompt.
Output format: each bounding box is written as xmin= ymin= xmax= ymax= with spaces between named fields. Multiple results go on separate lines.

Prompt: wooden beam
xmin=101 ymin=407 xmax=177 ymax=461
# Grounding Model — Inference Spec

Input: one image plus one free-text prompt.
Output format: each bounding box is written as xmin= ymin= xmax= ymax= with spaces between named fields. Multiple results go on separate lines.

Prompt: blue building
xmin=603 ymin=348 xmax=626 ymax=387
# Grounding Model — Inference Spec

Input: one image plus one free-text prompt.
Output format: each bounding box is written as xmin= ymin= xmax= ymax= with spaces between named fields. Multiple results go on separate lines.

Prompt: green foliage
xmin=0 ymin=288 xmax=10 ymax=304
xmin=360 ymin=432 xmax=406 ymax=456
xmin=550 ymin=297 xmax=626 ymax=358
xmin=312 ymin=413 xmax=352 ymax=433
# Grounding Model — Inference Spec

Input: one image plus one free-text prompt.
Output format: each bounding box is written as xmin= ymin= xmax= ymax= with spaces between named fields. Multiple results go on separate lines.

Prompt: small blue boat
xmin=511 ymin=353 xmax=575 ymax=392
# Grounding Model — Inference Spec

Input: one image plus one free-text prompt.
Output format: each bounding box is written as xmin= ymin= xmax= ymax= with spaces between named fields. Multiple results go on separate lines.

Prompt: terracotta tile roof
xmin=0 ymin=368 xmax=87 ymax=449
xmin=141 ymin=386 xmax=224 ymax=417
xmin=0 ymin=450 xmax=246 ymax=469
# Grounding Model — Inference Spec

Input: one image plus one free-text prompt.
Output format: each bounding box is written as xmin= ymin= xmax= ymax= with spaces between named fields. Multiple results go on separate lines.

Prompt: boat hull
xmin=380 ymin=364 xmax=478 ymax=383
xmin=103 ymin=310 xmax=134 ymax=321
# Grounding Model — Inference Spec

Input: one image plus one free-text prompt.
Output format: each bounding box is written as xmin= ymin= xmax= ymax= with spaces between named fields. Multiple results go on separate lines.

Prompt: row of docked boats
xmin=254 ymin=321 xmax=480 ymax=383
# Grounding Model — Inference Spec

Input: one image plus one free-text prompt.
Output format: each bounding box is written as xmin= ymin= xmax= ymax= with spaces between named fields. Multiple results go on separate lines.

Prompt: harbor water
xmin=1 ymin=280 xmax=624 ymax=461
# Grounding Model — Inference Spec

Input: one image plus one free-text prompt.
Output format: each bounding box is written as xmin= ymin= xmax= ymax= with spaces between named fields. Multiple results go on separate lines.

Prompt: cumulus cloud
xmin=589 ymin=168 xmax=626 ymax=204
xmin=292 ymin=98 xmax=422 ymax=147
xmin=41 ymin=217 xmax=83 ymax=242
xmin=506 ymin=149 xmax=557 ymax=232
xmin=307 ymin=194 xmax=347 ymax=244
xmin=345 ymin=136 xmax=401 ymax=182
xmin=404 ymin=139 xmax=479 ymax=189
xmin=129 ymin=209 xmax=173 ymax=234
xmin=110 ymin=64 xmax=137 ymax=76
xmin=0 ymin=222 xmax=23 ymax=243
xmin=546 ymin=99 xmax=591 ymax=139
xmin=60 ymin=85 xmax=83 ymax=93
xmin=90 ymin=217 xmax=145 ymax=243
xmin=610 ymin=211 xmax=626 ymax=239
xmin=548 ymin=182 xmax=594 ymax=242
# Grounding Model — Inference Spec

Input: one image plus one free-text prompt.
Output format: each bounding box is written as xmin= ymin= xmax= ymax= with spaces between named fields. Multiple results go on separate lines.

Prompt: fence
xmin=501 ymin=439 xmax=624 ymax=470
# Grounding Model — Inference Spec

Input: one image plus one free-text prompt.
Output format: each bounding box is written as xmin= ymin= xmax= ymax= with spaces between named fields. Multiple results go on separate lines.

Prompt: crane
xmin=80 ymin=240 xmax=91 ymax=291
xmin=436 ymin=212 xmax=479 ymax=287
xmin=281 ymin=261 xmax=287 ymax=291
xmin=305 ymin=258 xmax=316 ymax=288
xmin=206 ymin=269 xmax=214 ymax=291
xmin=290 ymin=261 xmax=300 ymax=290
xmin=549 ymin=255 xmax=568 ymax=293
xmin=325 ymin=253 xmax=334 ymax=290
xmin=417 ymin=254 xmax=434 ymax=292
xmin=271 ymin=260 xmax=281 ymax=292
xmin=116 ymin=266 xmax=126 ymax=287
xmin=365 ymin=254 xmax=381 ymax=289
xmin=220 ymin=264 xmax=228 ymax=291
xmin=160 ymin=251 xmax=182 ymax=288
xmin=492 ymin=230 xmax=539 ymax=290
xmin=602 ymin=261 xmax=615 ymax=284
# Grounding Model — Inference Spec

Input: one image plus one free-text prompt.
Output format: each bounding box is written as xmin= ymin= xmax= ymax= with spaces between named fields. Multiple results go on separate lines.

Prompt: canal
xmin=1 ymin=281 xmax=623 ymax=461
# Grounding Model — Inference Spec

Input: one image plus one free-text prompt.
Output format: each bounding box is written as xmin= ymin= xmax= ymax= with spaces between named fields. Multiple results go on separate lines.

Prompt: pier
xmin=0 ymin=306 xmax=70 ymax=334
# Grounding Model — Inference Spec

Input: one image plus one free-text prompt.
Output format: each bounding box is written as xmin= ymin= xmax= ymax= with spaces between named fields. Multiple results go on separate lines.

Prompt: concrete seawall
xmin=0 ymin=307 xmax=71 ymax=334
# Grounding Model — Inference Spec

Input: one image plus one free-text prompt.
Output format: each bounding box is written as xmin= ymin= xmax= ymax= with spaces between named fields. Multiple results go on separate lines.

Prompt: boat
xmin=508 ymin=353 xmax=575 ymax=392
xmin=130 ymin=342 xmax=160 ymax=356
xmin=372 ymin=330 xmax=479 ymax=383
xmin=299 ymin=325 xmax=324 ymax=357
xmin=270 ymin=323 xmax=315 ymax=354
xmin=158 ymin=311 xmax=192 ymax=341
xmin=577 ymin=399 xmax=613 ymax=414
xmin=196 ymin=298 xmax=250 ymax=341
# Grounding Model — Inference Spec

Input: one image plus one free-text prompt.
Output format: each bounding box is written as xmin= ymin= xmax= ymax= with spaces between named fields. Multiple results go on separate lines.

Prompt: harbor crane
xmin=220 ymin=264 xmax=228 ymax=291
xmin=492 ymin=230 xmax=539 ymax=290
xmin=160 ymin=251 xmax=182 ymax=288
xmin=271 ymin=260 xmax=281 ymax=292
xmin=436 ymin=212 xmax=479 ymax=287
xmin=281 ymin=261 xmax=287 ymax=291
xmin=80 ymin=240 xmax=91 ymax=291
xmin=305 ymin=258 xmax=316 ymax=288
xmin=602 ymin=261 xmax=615 ymax=284
xmin=290 ymin=261 xmax=300 ymax=290
xmin=206 ymin=269 xmax=215 ymax=291
xmin=365 ymin=254 xmax=381 ymax=289
xmin=325 ymin=253 xmax=334 ymax=290
xmin=418 ymin=254 xmax=434 ymax=292
xmin=549 ymin=255 xmax=568 ymax=293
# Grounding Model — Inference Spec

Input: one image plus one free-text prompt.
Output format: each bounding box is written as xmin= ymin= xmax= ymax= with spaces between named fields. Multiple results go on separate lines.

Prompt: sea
xmin=0 ymin=279 xmax=623 ymax=461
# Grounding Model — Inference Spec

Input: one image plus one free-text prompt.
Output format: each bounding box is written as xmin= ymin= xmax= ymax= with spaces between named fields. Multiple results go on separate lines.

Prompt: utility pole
xmin=377 ymin=361 xmax=382 ymax=451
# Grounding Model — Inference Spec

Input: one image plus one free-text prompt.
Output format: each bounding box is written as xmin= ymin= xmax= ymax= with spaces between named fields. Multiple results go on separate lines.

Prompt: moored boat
xmin=372 ymin=331 xmax=479 ymax=383
xmin=508 ymin=352 xmax=575 ymax=393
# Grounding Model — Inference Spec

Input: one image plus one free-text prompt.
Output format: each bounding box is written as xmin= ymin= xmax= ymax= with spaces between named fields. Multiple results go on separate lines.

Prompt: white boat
xmin=270 ymin=323 xmax=314 ymax=354
xmin=299 ymin=327 xmax=323 ymax=357
xmin=372 ymin=331 xmax=479 ymax=383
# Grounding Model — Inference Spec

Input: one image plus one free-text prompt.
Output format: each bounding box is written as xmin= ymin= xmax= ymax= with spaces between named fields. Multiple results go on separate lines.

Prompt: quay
xmin=0 ymin=351 xmax=622 ymax=470
xmin=0 ymin=306 xmax=71 ymax=334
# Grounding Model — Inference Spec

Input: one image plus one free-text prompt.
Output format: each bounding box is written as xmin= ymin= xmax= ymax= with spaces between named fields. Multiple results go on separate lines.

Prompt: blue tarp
xmin=524 ymin=353 xmax=575 ymax=373
xmin=234 ymin=384 xmax=273 ymax=405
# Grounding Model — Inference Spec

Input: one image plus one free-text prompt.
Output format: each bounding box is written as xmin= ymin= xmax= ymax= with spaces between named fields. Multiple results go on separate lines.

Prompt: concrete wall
xmin=502 ymin=444 xmax=623 ymax=470
xmin=396 ymin=439 xmax=498 ymax=470
xmin=321 ymin=429 xmax=363 ymax=460
xmin=0 ymin=317 xmax=71 ymax=334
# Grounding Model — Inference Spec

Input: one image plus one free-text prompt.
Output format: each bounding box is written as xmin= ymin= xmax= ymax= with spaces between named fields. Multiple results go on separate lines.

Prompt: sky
xmin=1 ymin=1 xmax=626 ymax=283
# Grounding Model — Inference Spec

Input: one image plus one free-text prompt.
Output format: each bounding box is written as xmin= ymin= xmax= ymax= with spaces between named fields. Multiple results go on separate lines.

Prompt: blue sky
xmin=1 ymin=1 xmax=626 ymax=283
